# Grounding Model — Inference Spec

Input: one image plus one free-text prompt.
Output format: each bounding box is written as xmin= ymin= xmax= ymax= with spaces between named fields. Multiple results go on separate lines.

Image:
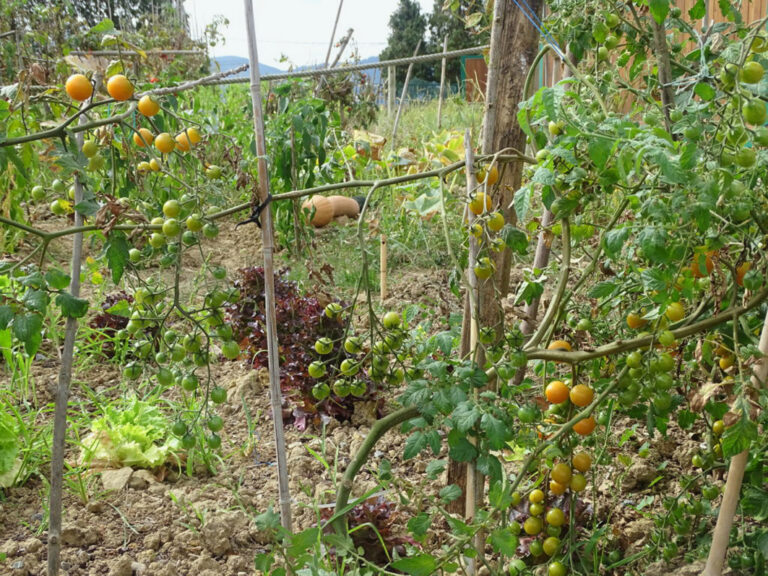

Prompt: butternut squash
xmin=301 ymin=195 xmax=360 ymax=227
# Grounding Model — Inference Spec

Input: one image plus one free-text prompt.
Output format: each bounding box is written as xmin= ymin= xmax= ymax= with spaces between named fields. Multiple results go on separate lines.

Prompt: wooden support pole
xmin=387 ymin=66 xmax=396 ymax=116
xmin=703 ymin=307 xmax=768 ymax=575
xmin=380 ymin=235 xmax=388 ymax=303
xmin=391 ymin=39 xmax=421 ymax=144
xmin=243 ymin=0 xmax=293 ymax=533
xmin=47 ymin=94 xmax=91 ymax=576
xmin=437 ymin=36 xmax=448 ymax=129
xmin=323 ymin=0 xmax=344 ymax=68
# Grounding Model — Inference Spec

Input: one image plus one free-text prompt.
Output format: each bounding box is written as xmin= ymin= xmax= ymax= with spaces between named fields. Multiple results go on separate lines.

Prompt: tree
xmin=426 ymin=0 xmax=489 ymax=86
xmin=379 ymin=0 xmax=429 ymax=82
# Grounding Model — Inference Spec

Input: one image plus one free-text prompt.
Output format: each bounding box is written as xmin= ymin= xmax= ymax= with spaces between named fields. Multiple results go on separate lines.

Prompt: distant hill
xmin=211 ymin=55 xmax=283 ymax=78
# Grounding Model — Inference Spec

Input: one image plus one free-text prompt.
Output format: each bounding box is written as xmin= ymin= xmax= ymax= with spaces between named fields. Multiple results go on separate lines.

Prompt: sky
xmin=184 ymin=0 xmax=433 ymax=69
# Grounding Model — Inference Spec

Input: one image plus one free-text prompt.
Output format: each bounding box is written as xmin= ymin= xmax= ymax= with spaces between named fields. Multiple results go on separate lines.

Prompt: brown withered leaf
xmin=93 ymin=195 xmax=147 ymax=233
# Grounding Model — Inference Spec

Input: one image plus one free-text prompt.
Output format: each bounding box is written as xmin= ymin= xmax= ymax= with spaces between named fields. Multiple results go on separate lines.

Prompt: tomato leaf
xmin=11 ymin=313 xmax=42 ymax=356
xmin=451 ymin=401 xmax=480 ymax=433
xmin=403 ymin=431 xmax=427 ymax=460
xmin=407 ymin=513 xmax=431 ymax=538
xmin=44 ymin=268 xmax=71 ymax=291
xmin=588 ymin=136 xmax=613 ymax=170
xmin=105 ymin=231 xmax=130 ymax=284
xmin=0 ymin=306 xmax=12 ymax=331
xmin=390 ymin=554 xmax=437 ymax=576
xmin=489 ymin=479 xmax=514 ymax=510
xmin=490 ymin=527 xmax=519 ymax=556
xmin=439 ymin=484 xmax=463 ymax=502
xmin=689 ymin=0 xmax=706 ymax=18
xmin=603 ymin=227 xmax=629 ymax=258
xmin=55 ymin=292 xmax=89 ymax=318
xmin=649 ymin=0 xmax=670 ymax=24
xmin=22 ymin=289 xmax=48 ymax=314
xmin=500 ymin=224 xmax=528 ymax=255
xmin=721 ymin=410 xmax=757 ymax=457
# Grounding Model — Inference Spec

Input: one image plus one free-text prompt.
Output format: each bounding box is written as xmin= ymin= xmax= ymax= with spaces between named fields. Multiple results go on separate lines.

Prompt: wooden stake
xmin=703 ymin=307 xmax=768 ymax=575
xmin=380 ymin=234 xmax=387 ymax=303
xmin=463 ymin=129 xmax=483 ymax=574
xmin=391 ymin=40 xmax=421 ymax=145
xmin=48 ymin=100 xmax=90 ymax=576
xmin=323 ymin=0 xmax=345 ymax=68
xmin=387 ymin=66 xmax=396 ymax=116
xmin=243 ymin=0 xmax=292 ymax=533
xmin=437 ymin=36 xmax=448 ymax=129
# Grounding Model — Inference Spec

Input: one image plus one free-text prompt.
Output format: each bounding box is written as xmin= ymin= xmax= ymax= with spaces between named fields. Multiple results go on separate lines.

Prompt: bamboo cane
xmin=391 ymin=40 xmax=422 ymax=145
xmin=47 ymin=97 xmax=90 ymax=576
xmin=437 ymin=36 xmax=448 ymax=129
xmin=703 ymin=307 xmax=768 ymax=575
xmin=380 ymin=234 xmax=388 ymax=303
xmin=242 ymin=0 xmax=292 ymax=533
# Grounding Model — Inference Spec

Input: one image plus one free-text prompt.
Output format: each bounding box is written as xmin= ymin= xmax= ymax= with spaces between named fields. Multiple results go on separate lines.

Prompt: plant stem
xmin=332 ymin=405 xmax=419 ymax=534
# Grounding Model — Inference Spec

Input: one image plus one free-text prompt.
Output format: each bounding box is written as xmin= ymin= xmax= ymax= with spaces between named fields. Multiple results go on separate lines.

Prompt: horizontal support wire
xmin=206 ymin=45 xmax=490 ymax=85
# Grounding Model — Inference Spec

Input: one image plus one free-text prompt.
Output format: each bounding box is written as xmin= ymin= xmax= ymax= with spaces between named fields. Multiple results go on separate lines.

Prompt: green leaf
xmin=55 ymin=292 xmax=89 ymax=319
xmin=637 ymin=227 xmax=668 ymax=263
xmin=721 ymin=413 xmax=757 ymax=457
xmin=439 ymin=484 xmax=463 ymax=502
xmin=11 ymin=313 xmax=42 ymax=356
xmin=0 ymin=306 xmax=12 ymax=330
xmin=287 ymin=527 xmax=319 ymax=555
xmin=500 ymin=225 xmax=528 ymax=255
xmin=45 ymin=268 xmax=71 ymax=290
xmin=588 ymin=137 xmax=613 ymax=170
xmin=391 ymin=555 xmax=437 ymax=576
xmin=604 ymin=227 xmax=629 ymax=258
xmin=403 ymin=431 xmax=427 ymax=460
xmin=689 ymin=0 xmax=706 ymax=18
xmin=426 ymin=459 xmax=447 ymax=479
xmin=677 ymin=409 xmax=696 ymax=430
xmin=447 ymin=429 xmax=477 ymax=462
xmin=22 ymin=290 xmax=49 ymax=314
xmin=588 ymin=281 xmax=617 ymax=299
xmin=105 ymin=231 xmax=130 ymax=284
xmin=74 ymin=197 xmax=100 ymax=217
xmin=515 ymin=280 xmax=544 ymax=305
xmin=481 ymin=413 xmax=509 ymax=450
xmin=640 ymin=268 xmax=669 ymax=291
xmin=694 ymin=82 xmax=715 ymax=101
xmin=513 ymin=185 xmax=532 ymax=221
xmin=105 ymin=299 xmax=131 ymax=318
xmin=0 ymin=409 xmax=19 ymax=475
xmin=488 ymin=479 xmax=514 ymax=510
xmin=465 ymin=12 xmax=483 ymax=27
xmin=407 ymin=513 xmax=431 ymax=538
xmin=490 ymin=527 xmax=519 ymax=556
xmin=649 ymin=0 xmax=670 ymax=24
xmin=432 ymin=331 xmax=454 ymax=355
xmin=91 ymin=18 xmax=115 ymax=33
xmin=451 ymin=401 xmax=480 ymax=433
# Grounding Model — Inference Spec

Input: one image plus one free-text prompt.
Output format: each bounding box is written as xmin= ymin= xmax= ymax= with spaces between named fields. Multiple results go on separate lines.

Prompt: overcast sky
xmin=184 ymin=0 xmax=433 ymax=68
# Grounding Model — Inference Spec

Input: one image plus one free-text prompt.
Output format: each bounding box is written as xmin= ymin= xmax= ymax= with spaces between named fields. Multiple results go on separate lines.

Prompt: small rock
xmin=107 ymin=554 xmax=133 ymax=576
xmin=623 ymin=461 xmax=659 ymax=491
xmin=351 ymin=401 xmax=378 ymax=426
xmin=191 ymin=556 xmax=219 ymax=573
xmin=61 ymin=522 xmax=100 ymax=547
xmin=144 ymin=533 xmax=162 ymax=551
xmin=129 ymin=470 xmax=155 ymax=490
xmin=0 ymin=541 xmax=20 ymax=557
xmin=131 ymin=561 xmax=147 ymax=575
xmin=147 ymin=562 xmax=178 ymax=576
xmin=22 ymin=538 xmax=43 ymax=554
xmin=101 ymin=467 xmax=134 ymax=492
xmin=86 ymin=500 xmax=106 ymax=514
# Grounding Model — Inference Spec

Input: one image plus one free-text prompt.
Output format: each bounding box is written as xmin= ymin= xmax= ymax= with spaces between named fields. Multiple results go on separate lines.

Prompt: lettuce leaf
xmin=80 ymin=396 xmax=180 ymax=469
xmin=0 ymin=408 xmax=19 ymax=475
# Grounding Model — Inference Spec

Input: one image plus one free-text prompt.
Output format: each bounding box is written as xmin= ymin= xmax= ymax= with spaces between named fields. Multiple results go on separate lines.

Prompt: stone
xmin=128 ymin=469 xmax=155 ymax=490
xmin=22 ymin=538 xmax=43 ymax=554
xmin=61 ymin=522 xmax=100 ymax=547
xmin=107 ymin=554 xmax=133 ymax=576
xmin=201 ymin=517 xmax=234 ymax=556
xmin=101 ymin=467 xmax=134 ymax=492
xmin=623 ymin=462 xmax=658 ymax=491
xmin=190 ymin=556 xmax=219 ymax=573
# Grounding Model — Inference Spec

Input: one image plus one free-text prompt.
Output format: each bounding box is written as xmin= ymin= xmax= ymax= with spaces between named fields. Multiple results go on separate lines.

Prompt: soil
xmin=0 ymin=215 xmax=715 ymax=576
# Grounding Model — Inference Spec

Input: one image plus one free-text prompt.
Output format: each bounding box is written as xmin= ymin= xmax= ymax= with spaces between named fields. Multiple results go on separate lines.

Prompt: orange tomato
xmin=569 ymin=384 xmax=595 ymax=407
xmin=106 ymin=74 xmax=134 ymax=101
xmin=133 ymin=128 xmax=154 ymax=148
xmin=665 ymin=302 xmax=685 ymax=322
xmin=573 ymin=416 xmax=596 ymax=436
xmin=65 ymin=74 xmax=93 ymax=101
xmin=736 ymin=262 xmax=752 ymax=287
xmin=545 ymin=380 xmax=570 ymax=404
xmin=551 ymin=462 xmax=572 ymax=485
xmin=572 ymin=451 xmax=592 ymax=472
xmin=137 ymin=94 xmax=161 ymax=117
xmin=175 ymin=131 xmax=191 ymax=151
xmin=469 ymin=192 xmax=492 ymax=215
xmin=547 ymin=340 xmax=572 ymax=352
xmin=154 ymin=132 xmax=175 ymax=154
xmin=549 ymin=480 xmax=567 ymax=496
xmin=691 ymin=251 xmax=714 ymax=278
xmin=626 ymin=313 xmax=648 ymax=330
xmin=476 ymin=165 xmax=499 ymax=186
